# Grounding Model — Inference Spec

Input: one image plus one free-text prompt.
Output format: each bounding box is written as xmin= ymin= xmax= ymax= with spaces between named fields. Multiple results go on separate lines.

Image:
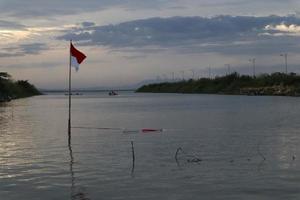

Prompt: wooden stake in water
xmin=131 ymin=141 xmax=135 ymax=175
xmin=68 ymin=40 xmax=72 ymax=145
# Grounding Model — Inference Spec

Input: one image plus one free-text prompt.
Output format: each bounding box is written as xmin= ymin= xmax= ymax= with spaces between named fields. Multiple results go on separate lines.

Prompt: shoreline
xmin=0 ymin=93 xmax=42 ymax=103
xmin=136 ymin=72 xmax=300 ymax=97
xmin=136 ymin=90 xmax=300 ymax=97
xmin=136 ymin=86 xmax=300 ymax=97
xmin=0 ymin=73 xmax=42 ymax=103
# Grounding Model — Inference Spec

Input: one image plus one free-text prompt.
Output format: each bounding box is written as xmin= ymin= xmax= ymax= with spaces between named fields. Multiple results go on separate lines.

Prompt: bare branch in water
xmin=257 ymin=143 xmax=266 ymax=161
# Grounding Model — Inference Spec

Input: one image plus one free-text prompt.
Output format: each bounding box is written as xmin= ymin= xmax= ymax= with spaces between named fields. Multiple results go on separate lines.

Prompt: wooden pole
xmin=131 ymin=141 xmax=135 ymax=175
xmin=250 ymin=58 xmax=256 ymax=77
xmin=253 ymin=58 xmax=256 ymax=78
xmin=285 ymin=54 xmax=288 ymax=74
xmin=68 ymin=40 xmax=72 ymax=145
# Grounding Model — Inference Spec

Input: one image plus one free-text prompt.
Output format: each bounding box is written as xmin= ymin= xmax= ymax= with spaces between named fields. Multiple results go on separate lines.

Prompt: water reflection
xmin=68 ymin=143 xmax=90 ymax=200
xmin=257 ymin=159 xmax=267 ymax=172
xmin=0 ymin=102 xmax=10 ymax=135
xmin=0 ymin=101 xmax=34 ymax=170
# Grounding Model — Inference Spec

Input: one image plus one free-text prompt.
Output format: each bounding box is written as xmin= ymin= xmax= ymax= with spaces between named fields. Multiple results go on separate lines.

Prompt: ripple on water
xmin=2 ymin=94 xmax=300 ymax=199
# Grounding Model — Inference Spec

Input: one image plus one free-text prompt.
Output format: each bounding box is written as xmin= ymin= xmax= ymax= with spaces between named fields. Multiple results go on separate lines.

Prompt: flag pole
xmin=68 ymin=40 xmax=72 ymax=145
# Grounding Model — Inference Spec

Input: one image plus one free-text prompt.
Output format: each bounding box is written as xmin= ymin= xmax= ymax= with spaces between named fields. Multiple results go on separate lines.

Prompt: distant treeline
xmin=136 ymin=72 xmax=300 ymax=96
xmin=0 ymin=72 xmax=41 ymax=102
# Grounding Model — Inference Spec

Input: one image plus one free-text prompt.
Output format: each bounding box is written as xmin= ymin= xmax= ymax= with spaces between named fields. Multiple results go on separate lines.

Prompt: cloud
xmin=264 ymin=23 xmax=300 ymax=36
xmin=57 ymin=15 xmax=300 ymax=55
xmin=18 ymin=43 xmax=49 ymax=54
xmin=0 ymin=21 xmax=79 ymax=45
xmin=3 ymin=61 xmax=63 ymax=69
xmin=0 ymin=0 xmax=174 ymax=18
xmin=81 ymin=22 xmax=96 ymax=27
xmin=1 ymin=0 xmax=298 ymax=19
xmin=0 ymin=43 xmax=48 ymax=57
xmin=0 ymin=20 xmax=26 ymax=30
xmin=0 ymin=20 xmax=28 ymax=42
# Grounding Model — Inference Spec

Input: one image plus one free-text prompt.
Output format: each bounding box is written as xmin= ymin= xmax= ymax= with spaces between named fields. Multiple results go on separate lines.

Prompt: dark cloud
xmin=0 ymin=43 xmax=48 ymax=57
xmin=81 ymin=22 xmax=96 ymax=27
xmin=57 ymin=15 xmax=300 ymax=55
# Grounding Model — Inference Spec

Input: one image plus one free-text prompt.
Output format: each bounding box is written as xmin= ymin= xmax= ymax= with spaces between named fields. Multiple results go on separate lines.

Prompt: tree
xmin=0 ymin=72 xmax=11 ymax=80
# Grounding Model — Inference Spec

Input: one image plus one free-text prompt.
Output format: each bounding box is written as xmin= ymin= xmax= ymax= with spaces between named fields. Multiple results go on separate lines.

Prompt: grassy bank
xmin=0 ymin=72 xmax=42 ymax=102
xmin=136 ymin=72 xmax=300 ymax=96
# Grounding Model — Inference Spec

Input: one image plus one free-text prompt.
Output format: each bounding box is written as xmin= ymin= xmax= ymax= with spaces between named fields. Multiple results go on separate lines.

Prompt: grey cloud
xmin=0 ymin=0 xmax=172 ymax=18
xmin=0 ymin=20 xmax=26 ymax=30
xmin=0 ymin=52 xmax=23 ymax=58
xmin=4 ymin=61 xmax=63 ymax=69
xmin=57 ymin=15 xmax=300 ymax=55
xmin=0 ymin=0 xmax=298 ymax=20
xmin=18 ymin=43 xmax=49 ymax=54
xmin=81 ymin=22 xmax=96 ymax=27
xmin=0 ymin=43 xmax=48 ymax=57
xmin=174 ymin=36 xmax=300 ymax=56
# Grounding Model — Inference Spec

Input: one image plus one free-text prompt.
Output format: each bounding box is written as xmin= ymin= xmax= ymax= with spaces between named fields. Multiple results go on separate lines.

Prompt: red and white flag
xmin=70 ymin=42 xmax=86 ymax=71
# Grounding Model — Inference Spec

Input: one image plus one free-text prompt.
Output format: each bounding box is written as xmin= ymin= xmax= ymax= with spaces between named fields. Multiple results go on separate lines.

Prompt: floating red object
xmin=141 ymin=128 xmax=162 ymax=133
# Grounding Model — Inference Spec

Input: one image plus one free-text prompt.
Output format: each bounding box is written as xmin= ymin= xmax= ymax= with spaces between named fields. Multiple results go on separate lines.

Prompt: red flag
xmin=70 ymin=42 xmax=86 ymax=71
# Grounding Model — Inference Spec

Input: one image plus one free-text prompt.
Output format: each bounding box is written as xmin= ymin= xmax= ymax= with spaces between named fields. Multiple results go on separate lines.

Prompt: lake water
xmin=1 ymin=92 xmax=300 ymax=200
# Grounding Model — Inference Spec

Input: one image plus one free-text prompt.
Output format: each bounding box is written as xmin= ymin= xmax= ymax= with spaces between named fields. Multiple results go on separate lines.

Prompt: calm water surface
xmin=1 ymin=92 xmax=300 ymax=199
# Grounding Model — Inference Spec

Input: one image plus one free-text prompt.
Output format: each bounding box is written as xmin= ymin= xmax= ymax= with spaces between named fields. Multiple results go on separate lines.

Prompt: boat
xmin=64 ymin=92 xmax=83 ymax=96
xmin=109 ymin=91 xmax=118 ymax=96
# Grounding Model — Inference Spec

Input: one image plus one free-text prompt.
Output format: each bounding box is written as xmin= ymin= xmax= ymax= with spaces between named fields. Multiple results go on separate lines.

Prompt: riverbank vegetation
xmin=0 ymin=72 xmax=41 ymax=102
xmin=136 ymin=72 xmax=300 ymax=96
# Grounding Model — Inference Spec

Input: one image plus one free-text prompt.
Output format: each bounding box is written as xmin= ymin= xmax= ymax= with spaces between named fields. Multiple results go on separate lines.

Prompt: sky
xmin=1 ymin=0 xmax=300 ymax=89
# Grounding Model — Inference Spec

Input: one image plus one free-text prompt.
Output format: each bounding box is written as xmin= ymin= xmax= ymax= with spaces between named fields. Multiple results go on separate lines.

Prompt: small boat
xmin=109 ymin=91 xmax=118 ymax=96
xmin=65 ymin=92 xmax=83 ymax=96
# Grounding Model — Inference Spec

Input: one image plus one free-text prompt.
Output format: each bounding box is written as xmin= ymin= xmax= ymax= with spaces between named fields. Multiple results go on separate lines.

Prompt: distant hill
xmin=79 ymin=79 xmax=160 ymax=91
xmin=0 ymin=72 xmax=42 ymax=102
xmin=136 ymin=72 xmax=300 ymax=97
